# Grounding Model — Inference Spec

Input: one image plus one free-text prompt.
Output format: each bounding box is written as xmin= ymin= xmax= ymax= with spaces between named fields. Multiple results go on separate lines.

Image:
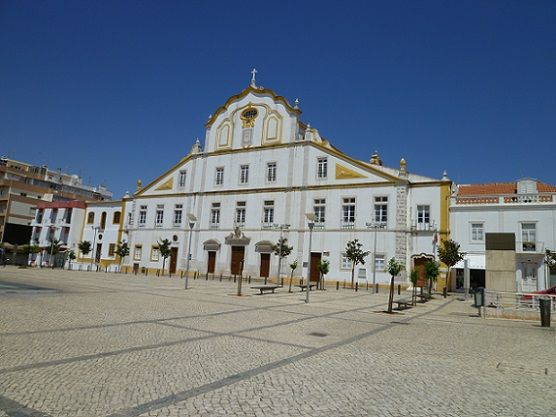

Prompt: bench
xmin=394 ymin=298 xmax=413 ymax=310
xmin=251 ymin=284 xmax=280 ymax=295
xmin=296 ymin=284 xmax=316 ymax=292
xmin=416 ymin=293 xmax=431 ymax=302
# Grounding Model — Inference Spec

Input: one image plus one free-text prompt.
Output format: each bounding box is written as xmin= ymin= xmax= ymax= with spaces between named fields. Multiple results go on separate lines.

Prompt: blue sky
xmin=1 ymin=1 xmax=555 ymax=198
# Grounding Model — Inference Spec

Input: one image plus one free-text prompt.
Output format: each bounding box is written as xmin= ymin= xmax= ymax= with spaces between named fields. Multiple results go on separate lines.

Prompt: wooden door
xmin=170 ymin=247 xmax=178 ymax=274
xmin=230 ymin=246 xmax=244 ymax=275
xmin=310 ymin=252 xmax=321 ymax=282
xmin=260 ymin=253 xmax=270 ymax=278
xmin=95 ymin=244 xmax=102 ymax=262
xmin=207 ymin=251 xmax=216 ymax=274
xmin=413 ymin=257 xmax=429 ymax=287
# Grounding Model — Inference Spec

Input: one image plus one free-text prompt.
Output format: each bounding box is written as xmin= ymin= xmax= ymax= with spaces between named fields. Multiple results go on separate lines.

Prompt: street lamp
xmin=91 ymin=226 xmax=100 ymax=270
xmin=49 ymin=225 xmax=59 ymax=268
xmin=184 ymin=213 xmax=197 ymax=290
xmin=274 ymin=223 xmax=290 ymax=285
xmin=305 ymin=213 xmax=317 ymax=304
xmin=366 ymin=222 xmax=385 ymax=290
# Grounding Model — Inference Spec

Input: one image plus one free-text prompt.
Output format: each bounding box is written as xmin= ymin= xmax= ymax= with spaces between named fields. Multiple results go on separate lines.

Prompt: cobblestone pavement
xmin=0 ymin=267 xmax=554 ymax=417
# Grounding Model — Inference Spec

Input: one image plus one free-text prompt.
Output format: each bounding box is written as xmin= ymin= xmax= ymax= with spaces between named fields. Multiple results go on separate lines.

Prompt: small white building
xmin=450 ymin=178 xmax=556 ymax=292
xmin=76 ymin=200 xmax=124 ymax=271
xmin=29 ymin=200 xmax=86 ymax=266
xmin=120 ymin=77 xmax=451 ymax=284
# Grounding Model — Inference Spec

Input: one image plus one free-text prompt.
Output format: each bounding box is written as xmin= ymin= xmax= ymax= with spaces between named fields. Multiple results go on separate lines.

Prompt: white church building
xmin=119 ymin=75 xmax=451 ymax=285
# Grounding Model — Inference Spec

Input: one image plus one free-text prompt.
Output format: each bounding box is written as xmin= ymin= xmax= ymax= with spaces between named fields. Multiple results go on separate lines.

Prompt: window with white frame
xmin=151 ymin=246 xmax=160 ymax=262
xmin=210 ymin=202 xmax=221 ymax=227
xmin=374 ymin=196 xmax=388 ymax=224
xmin=174 ymin=204 xmax=183 ymax=226
xmin=374 ymin=254 xmax=385 ymax=271
xmin=235 ymin=201 xmax=246 ymax=225
xmin=178 ymin=170 xmax=187 ymax=188
xmin=340 ymin=253 xmax=353 ymax=270
xmin=215 ymin=167 xmax=224 ymax=185
xmin=314 ymin=198 xmax=326 ymax=224
xmin=471 ymin=223 xmax=484 ymax=242
xmin=521 ymin=223 xmax=537 ymax=251
xmin=138 ymin=205 xmax=147 ymax=226
xmin=155 ymin=205 xmax=164 ymax=227
xmin=266 ymin=162 xmax=277 ymax=183
xmin=263 ymin=200 xmax=274 ymax=225
xmin=317 ymin=157 xmax=328 ymax=179
xmin=417 ymin=205 xmax=430 ymax=224
xmin=240 ymin=165 xmax=249 ymax=184
xmin=133 ymin=245 xmax=142 ymax=261
xmin=342 ymin=197 xmax=356 ymax=225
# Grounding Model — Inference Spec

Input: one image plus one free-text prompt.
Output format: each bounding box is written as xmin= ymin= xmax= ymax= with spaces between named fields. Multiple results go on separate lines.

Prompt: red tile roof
xmin=458 ymin=181 xmax=556 ymax=195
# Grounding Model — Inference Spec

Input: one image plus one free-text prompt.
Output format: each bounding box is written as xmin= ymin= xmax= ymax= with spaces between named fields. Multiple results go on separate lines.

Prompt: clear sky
xmin=1 ymin=1 xmax=555 ymax=198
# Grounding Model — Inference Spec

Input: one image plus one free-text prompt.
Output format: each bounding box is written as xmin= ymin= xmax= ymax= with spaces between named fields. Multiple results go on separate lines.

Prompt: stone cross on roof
xmin=250 ymin=68 xmax=257 ymax=86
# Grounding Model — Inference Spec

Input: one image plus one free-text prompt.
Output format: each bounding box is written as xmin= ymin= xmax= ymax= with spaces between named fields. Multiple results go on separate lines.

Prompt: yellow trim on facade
xmin=155 ymin=178 xmax=174 ymax=191
xmin=335 ymin=163 xmax=367 ymax=179
xmin=135 ymin=155 xmax=193 ymax=197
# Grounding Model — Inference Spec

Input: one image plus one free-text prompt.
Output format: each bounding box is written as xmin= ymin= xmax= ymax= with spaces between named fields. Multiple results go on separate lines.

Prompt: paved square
xmin=0 ymin=267 xmax=554 ymax=416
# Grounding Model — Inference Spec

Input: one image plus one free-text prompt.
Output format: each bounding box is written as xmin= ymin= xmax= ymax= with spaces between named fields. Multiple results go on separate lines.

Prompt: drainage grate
xmin=308 ymin=332 xmax=328 ymax=338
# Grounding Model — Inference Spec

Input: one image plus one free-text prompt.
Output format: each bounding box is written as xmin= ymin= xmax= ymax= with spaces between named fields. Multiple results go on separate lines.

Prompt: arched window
xmin=87 ymin=212 xmax=95 ymax=224
xmin=100 ymin=212 xmax=107 ymax=230
xmin=113 ymin=211 xmax=121 ymax=224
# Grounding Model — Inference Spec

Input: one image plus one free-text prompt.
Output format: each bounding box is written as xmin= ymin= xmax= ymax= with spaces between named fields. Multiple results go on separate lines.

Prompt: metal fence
xmin=483 ymin=290 xmax=556 ymax=320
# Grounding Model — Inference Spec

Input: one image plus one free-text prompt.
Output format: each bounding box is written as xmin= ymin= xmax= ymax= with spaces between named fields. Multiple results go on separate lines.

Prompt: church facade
xmin=119 ymin=78 xmax=451 ymax=284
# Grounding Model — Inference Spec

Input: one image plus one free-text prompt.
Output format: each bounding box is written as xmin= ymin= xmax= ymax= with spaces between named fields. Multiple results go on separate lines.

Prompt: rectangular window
xmin=155 ymin=205 xmax=164 ymax=227
xmin=236 ymin=201 xmax=246 ymax=225
xmin=178 ymin=170 xmax=187 ymax=188
xmin=36 ymin=210 xmax=43 ymax=224
xmin=340 ymin=253 xmax=353 ymax=270
xmin=417 ymin=205 xmax=430 ymax=224
xmin=314 ymin=198 xmax=326 ymax=224
xmin=215 ymin=167 xmax=224 ymax=185
xmin=317 ymin=157 xmax=328 ymax=179
xmin=266 ymin=162 xmax=277 ymax=183
xmin=374 ymin=196 xmax=388 ymax=224
xmin=342 ymin=197 xmax=356 ymax=225
xmin=374 ymin=254 xmax=385 ymax=271
xmin=133 ymin=245 xmax=142 ymax=261
xmin=138 ymin=205 xmax=147 ymax=226
xmin=471 ymin=223 xmax=484 ymax=242
xmin=210 ymin=202 xmax=221 ymax=228
xmin=263 ymin=200 xmax=274 ymax=225
xmin=108 ymin=243 xmax=116 ymax=257
xmin=240 ymin=165 xmax=249 ymax=184
xmin=174 ymin=204 xmax=182 ymax=226
xmin=521 ymin=223 xmax=537 ymax=251
xmin=151 ymin=246 xmax=160 ymax=262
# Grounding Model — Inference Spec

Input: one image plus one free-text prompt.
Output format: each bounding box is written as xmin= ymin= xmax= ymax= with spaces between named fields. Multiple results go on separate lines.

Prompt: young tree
xmin=288 ymin=259 xmax=298 ymax=293
xmin=437 ymin=239 xmax=465 ymax=292
xmin=115 ymin=241 xmax=130 ymax=268
xmin=158 ymin=238 xmax=172 ymax=275
xmin=48 ymin=239 xmax=63 ymax=268
xmin=67 ymin=250 xmax=76 ymax=269
xmin=386 ymin=257 xmax=404 ymax=313
xmin=345 ymin=239 xmax=370 ymax=288
xmin=409 ymin=269 xmax=419 ymax=305
xmin=271 ymin=237 xmax=293 ymax=284
xmin=318 ymin=259 xmax=330 ymax=290
xmin=424 ymin=260 xmax=440 ymax=297
xmin=78 ymin=241 xmax=92 ymax=256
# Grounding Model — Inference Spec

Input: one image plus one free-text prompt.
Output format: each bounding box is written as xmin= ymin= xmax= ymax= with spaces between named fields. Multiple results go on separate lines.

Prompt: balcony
xmin=454 ymin=193 xmax=555 ymax=206
xmin=516 ymin=241 xmax=544 ymax=254
xmin=209 ymin=223 xmax=220 ymax=230
xmin=410 ymin=221 xmax=436 ymax=231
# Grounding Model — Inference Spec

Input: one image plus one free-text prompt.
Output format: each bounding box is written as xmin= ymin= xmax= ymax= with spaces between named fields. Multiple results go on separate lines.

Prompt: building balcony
xmin=410 ymin=221 xmax=437 ymax=231
xmin=209 ymin=223 xmax=220 ymax=230
xmin=454 ymin=193 xmax=555 ymax=206
xmin=516 ymin=241 xmax=544 ymax=254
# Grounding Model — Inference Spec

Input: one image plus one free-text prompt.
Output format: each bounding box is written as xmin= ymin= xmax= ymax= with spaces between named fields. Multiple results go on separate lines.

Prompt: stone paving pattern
xmin=0 ymin=267 xmax=554 ymax=417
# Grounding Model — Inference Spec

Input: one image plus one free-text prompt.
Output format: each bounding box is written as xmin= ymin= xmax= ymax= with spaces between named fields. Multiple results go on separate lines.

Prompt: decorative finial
xmin=191 ymin=138 xmax=202 ymax=154
xmin=442 ymin=170 xmax=450 ymax=181
xmin=294 ymin=98 xmax=299 ymax=109
xmin=136 ymin=179 xmax=142 ymax=192
xmin=250 ymin=68 xmax=258 ymax=87
xmin=370 ymin=151 xmax=382 ymax=166
xmin=399 ymin=158 xmax=407 ymax=177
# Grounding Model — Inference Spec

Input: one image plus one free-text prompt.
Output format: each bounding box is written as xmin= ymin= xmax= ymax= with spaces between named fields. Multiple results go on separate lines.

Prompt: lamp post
xmin=305 ymin=213 xmax=317 ymax=304
xmin=91 ymin=226 xmax=100 ymax=270
xmin=274 ymin=223 xmax=290 ymax=285
xmin=49 ymin=226 xmax=59 ymax=268
xmin=185 ymin=213 xmax=197 ymax=290
xmin=366 ymin=222 xmax=385 ymax=291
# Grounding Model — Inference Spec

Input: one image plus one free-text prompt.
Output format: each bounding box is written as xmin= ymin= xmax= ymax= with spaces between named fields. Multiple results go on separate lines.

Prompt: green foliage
xmin=158 ymin=239 xmax=172 ymax=260
xmin=48 ymin=239 xmax=63 ymax=256
xmin=289 ymin=259 xmax=298 ymax=271
xmin=386 ymin=257 xmax=404 ymax=277
xmin=318 ymin=259 xmax=330 ymax=275
xmin=78 ymin=241 xmax=92 ymax=256
xmin=437 ymin=239 xmax=465 ymax=268
xmin=272 ymin=237 xmax=293 ymax=259
xmin=345 ymin=239 xmax=370 ymax=286
xmin=116 ymin=241 xmax=130 ymax=262
xmin=409 ymin=269 xmax=419 ymax=286
xmin=68 ymin=250 xmax=77 ymax=261
xmin=424 ymin=260 xmax=440 ymax=282
xmin=545 ymin=249 xmax=556 ymax=270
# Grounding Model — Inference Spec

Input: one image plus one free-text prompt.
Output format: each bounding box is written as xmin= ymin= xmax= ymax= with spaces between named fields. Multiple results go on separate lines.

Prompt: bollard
xmin=355 ymin=282 xmax=358 ymax=292
xmin=375 ymin=283 xmax=379 ymax=293
xmin=336 ymin=281 xmax=339 ymax=290
xmin=539 ymin=297 xmax=551 ymax=327
xmin=264 ymin=277 xmax=268 ymax=285
xmin=281 ymin=277 xmax=284 ymax=286
xmin=300 ymin=278 xmax=303 ymax=286
xmin=443 ymin=287 xmax=448 ymax=298
xmin=233 ymin=275 xmax=236 ymax=283
xmin=343 ymin=280 xmax=346 ymax=289
xmin=220 ymin=273 xmax=223 ymax=282
xmin=366 ymin=282 xmax=369 ymax=291
xmin=248 ymin=275 xmax=251 ymax=284
xmin=398 ymin=284 xmax=401 ymax=295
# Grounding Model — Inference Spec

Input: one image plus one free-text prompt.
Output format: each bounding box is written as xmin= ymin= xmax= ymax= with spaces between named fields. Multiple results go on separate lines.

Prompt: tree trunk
xmin=288 ymin=270 xmax=294 ymax=293
xmin=428 ymin=277 xmax=433 ymax=297
xmin=387 ymin=275 xmax=395 ymax=313
xmin=412 ymin=285 xmax=416 ymax=306
xmin=351 ymin=267 xmax=355 ymax=289
xmin=162 ymin=258 xmax=166 ymax=276
xmin=445 ymin=267 xmax=451 ymax=292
